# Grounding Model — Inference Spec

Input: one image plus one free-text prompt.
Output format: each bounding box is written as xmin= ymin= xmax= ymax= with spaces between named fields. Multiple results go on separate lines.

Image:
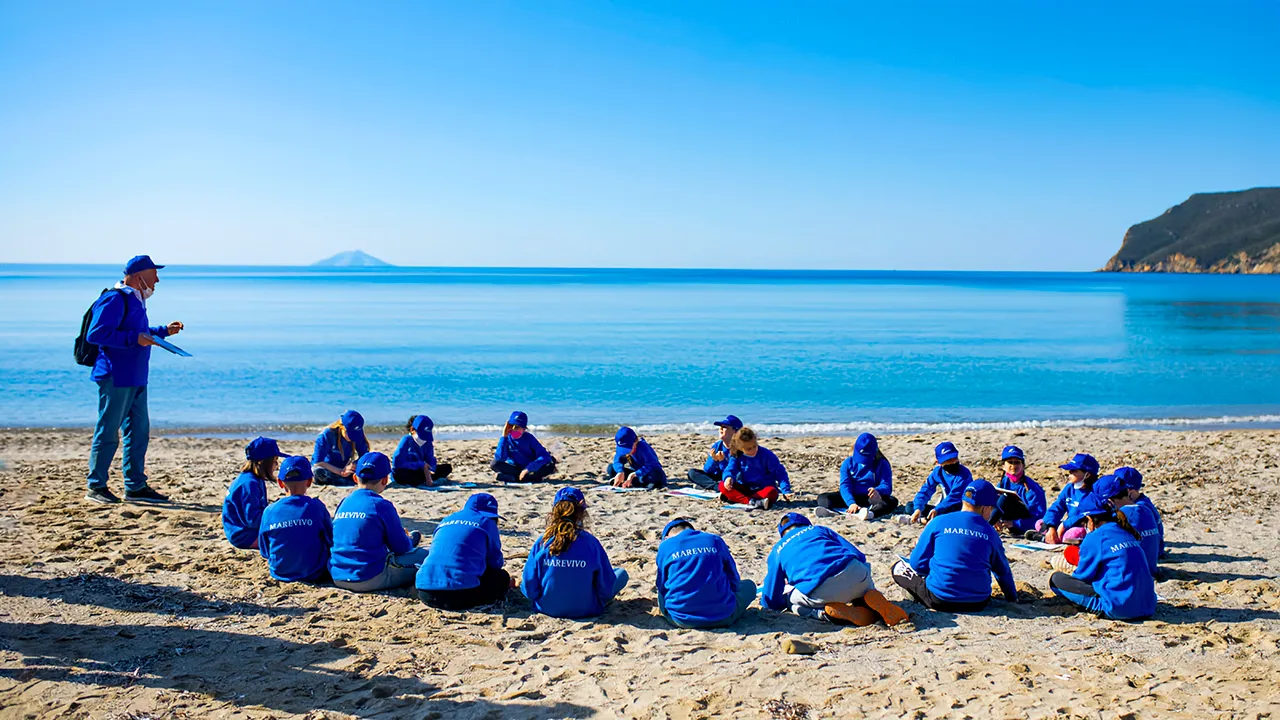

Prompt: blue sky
xmin=1 ymin=2 xmax=1277 ymax=270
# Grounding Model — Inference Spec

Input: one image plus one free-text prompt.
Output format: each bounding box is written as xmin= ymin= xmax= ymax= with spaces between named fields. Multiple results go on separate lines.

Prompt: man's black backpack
xmin=74 ymin=288 xmax=130 ymax=367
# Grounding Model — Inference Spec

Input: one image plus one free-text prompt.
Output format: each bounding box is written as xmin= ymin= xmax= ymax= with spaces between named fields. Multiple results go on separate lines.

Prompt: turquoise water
xmin=2 ymin=265 xmax=1279 ymax=433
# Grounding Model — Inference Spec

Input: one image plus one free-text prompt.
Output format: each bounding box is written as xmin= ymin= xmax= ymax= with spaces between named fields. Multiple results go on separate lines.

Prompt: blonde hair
xmin=731 ymin=426 xmax=758 ymax=455
xmin=542 ymin=499 xmax=586 ymax=555
xmin=327 ymin=419 xmax=352 ymax=443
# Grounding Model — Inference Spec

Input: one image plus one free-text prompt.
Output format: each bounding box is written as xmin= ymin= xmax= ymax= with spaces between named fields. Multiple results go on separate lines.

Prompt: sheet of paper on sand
xmin=1011 ymin=540 xmax=1067 ymax=551
xmin=666 ymin=488 xmax=720 ymax=500
xmin=589 ymin=485 xmax=650 ymax=493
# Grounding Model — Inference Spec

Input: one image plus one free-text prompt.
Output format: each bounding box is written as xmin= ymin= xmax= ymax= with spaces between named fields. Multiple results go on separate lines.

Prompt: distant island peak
xmin=312 ymin=250 xmax=392 ymax=268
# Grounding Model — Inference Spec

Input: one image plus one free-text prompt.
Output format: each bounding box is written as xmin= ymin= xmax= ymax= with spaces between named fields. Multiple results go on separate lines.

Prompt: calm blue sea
xmin=2 ymin=264 xmax=1279 ymax=434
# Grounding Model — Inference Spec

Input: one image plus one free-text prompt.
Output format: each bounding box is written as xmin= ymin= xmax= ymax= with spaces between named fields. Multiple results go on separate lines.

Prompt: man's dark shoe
xmin=86 ymin=487 xmax=121 ymax=505
xmin=125 ymin=487 xmax=169 ymax=504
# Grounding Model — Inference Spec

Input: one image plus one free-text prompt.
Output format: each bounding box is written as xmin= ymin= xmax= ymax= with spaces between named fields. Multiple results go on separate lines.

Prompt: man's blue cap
xmin=245 ymin=436 xmax=288 ymax=462
xmin=615 ymin=426 xmax=638 ymax=448
xmin=1113 ymin=466 xmax=1144 ymax=489
xmin=661 ymin=518 xmax=694 ymax=538
xmin=554 ymin=486 xmax=586 ymax=507
xmin=778 ymin=512 xmax=811 ymax=537
xmin=1075 ymin=492 xmax=1111 ymax=519
xmin=341 ymin=410 xmax=365 ymax=435
xmin=412 ymin=414 xmax=434 ymax=438
xmin=713 ymin=415 xmax=743 ymax=431
xmin=1059 ymin=453 xmax=1100 ymax=475
xmin=1001 ymin=445 xmax=1025 ymax=461
xmin=279 ymin=456 xmax=313 ymax=482
xmin=1093 ymin=474 xmax=1127 ymax=501
xmin=963 ymin=479 xmax=998 ymax=507
xmin=465 ymin=492 xmax=502 ymax=518
xmin=355 ymin=452 xmax=392 ymax=481
xmin=123 ymin=255 xmax=165 ymax=275
xmin=508 ymin=410 xmax=528 ymax=428
xmin=935 ymin=441 xmax=960 ymax=463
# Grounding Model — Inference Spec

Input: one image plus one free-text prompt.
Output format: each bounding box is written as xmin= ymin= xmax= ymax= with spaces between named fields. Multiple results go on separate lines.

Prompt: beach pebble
xmin=781 ymin=637 xmax=818 ymax=655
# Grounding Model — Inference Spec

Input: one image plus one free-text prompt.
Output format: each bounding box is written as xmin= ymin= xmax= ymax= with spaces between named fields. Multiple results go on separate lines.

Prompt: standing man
xmin=84 ymin=255 xmax=183 ymax=504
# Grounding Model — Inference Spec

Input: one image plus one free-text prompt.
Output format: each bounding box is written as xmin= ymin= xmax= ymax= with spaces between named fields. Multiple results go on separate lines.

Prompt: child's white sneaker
xmin=853 ymin=507 xmax=873 ymax=521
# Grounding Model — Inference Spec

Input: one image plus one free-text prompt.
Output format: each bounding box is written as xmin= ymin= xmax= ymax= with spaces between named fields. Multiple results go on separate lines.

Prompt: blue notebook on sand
xmin=149 ymin=335 xmax=192 ymax=357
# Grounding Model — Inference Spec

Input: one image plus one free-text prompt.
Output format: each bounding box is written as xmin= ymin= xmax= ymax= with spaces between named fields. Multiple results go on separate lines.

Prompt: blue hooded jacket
xmin=724 ymin=447 xmax=791 ymax=495
xmin=1135 ymin=494 xmax=1165 ymax=555
xmin=494 ymin=432 xmax=553 ymax=474
xmin=610 ymin=438 xmax=667 ymax=488
xmin=222 ymin=471 xmax=268 ymax=549
xmin=1071 ymin=521 xmax=1157 ymax=620
xmin=996 ymin=473 xmax=1048 ymax=533
xmin=909 ymin=510 xmax=1017 ymax=604
xmin=1119 ymin=504 xmax=1161 ymax=576
xmin=702 ymin=439 xmax=731 ymax=477
xmin=656 ymin=529 xmax=742 ymax=625
xmin=912 ymin=463 xmax=973 ymax=514
xmin=839 ymin=433 xmax=892 ymax=505
xmin=416 ymin=507 xmax=504 ymax=591
xmin=1043 ymin=481 xmax=1094 ymax=528
xmin=257 ymin=495 xmax=333 ymax=583
xmin=312 ymin=427 xmax=370 ymax=470
xmin=329 ymin=489 xmax=415 ymax=583
xmin=761 ymin=525 xmax=866 ymax=610
xmin=392 ymin=433 xmax=438 ymax=473
xmin=85 ymin=287 xmax=172 ymax=388
xmin=522 ymin=530 xmax=620 ymax=618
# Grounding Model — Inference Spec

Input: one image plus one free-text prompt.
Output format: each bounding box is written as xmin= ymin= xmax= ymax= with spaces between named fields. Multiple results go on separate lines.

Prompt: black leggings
xmin=490 ymin=459 xmax=557 ymax=483
xmin=686 ymin=469 xmax=721 ymax=491
xmin=992 ymin=493 xmax=1029 ymax=524
xmin=1049 ymin=571 xmax=1098 ymax=597
xmin=392 ymin=463 xmax=454 ymax=487
xmin=891 ymin=562 xmax=990 ymax=612
xmin=816 ymin=491 xmax=900 ymax=517
xmin=419 ymin=567 xmax=511 ymax=611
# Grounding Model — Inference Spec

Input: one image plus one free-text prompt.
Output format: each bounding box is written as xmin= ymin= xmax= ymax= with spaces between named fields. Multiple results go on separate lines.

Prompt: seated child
xmin=761 ymin=513 xmax=907 ymax=626
xmin=1032 ymin=453 xmax=1099 ymax=544
xmin=392 ymin=414 xmax=452 ymax=487
xmin=223 ymin=436 xmax=288 ymax=550
xmin=1093 ymin=474 xmax=1160 ymax=576
xmin=720 ymin=427 xmax=792 ymax=510
xmin=1114 ymin=466 xmax=1164 ymax=557
xmin=686 ymin=415 xmax=741 ymax=491
xmin=491 ymin=411 xmax=557 ymax=483
xmin=416 ymin=493 xmax=510 ymax=610
xmin=330 ymin=452 xmax=428 ymax=592
xmin=522 ymin=487 xmax=629 ymax=618
xmin=656 ymin=518 xmax=756 ymax=629
xmin=257 ymin=456 xmax=333 ymax=583
xmin=816 ymin=433 xmax=898 ymax=521
xmin=311 ymin=410 xmax=370 ymax=487
xmin=902 ymin=441 xmax=973 ymax=525
xmin=607 ymin=426 xmax=668 ymax=489
xmin=892 ymin=480 xmax=1018 ymax=612
xmin=993 ymin=445 xmax=1047 ymax=537
xmin=1047 ymin=493 xmax=1156 ymax=620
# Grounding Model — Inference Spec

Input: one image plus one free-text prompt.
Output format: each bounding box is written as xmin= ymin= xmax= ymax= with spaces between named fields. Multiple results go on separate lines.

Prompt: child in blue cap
xmin=312 ymin=410 xmax=371 ymax=487
xmin=816 ymin=433 xmax=898 ymax=521
xmin=761 ymin=512 xmax=908 ymax=626
xmin=992 ymin=445 xmax=1047 ymax=537
xmin=1093 ymin=474 xmax=1161 ymax=576
xmin=522 ymin=487 xmax=629 ymax=618
xmin=902 ymin=441 xmax=973 ymax=526
xmin=491 ymin=411 xmax=557 ymax=483
xmin=656 ymin=518 xmax=756 ymax=628
xmin=392 ymin=414 xmax=452 ymax=487
xmin=417 ymin=493 xmax=511 ymax=610
xmin=223 ymin=437 xmax=289 ymax=550
xmin=1048 ymin=493 xmax=1156 ymax=620
xmin=1114 ymin=466 xmax=1164 ymax=557
xmin=720 ymin=427 xmax=792 ymax=509
xmin=607 ymin=426 xmax=668 ymax=489
xmin=1032 ymin=453 xmax=1100 ymax=544
xmin=686 ymin=415 xmax=741 ymax=491
xmin=892 ymin=480 xmax=1018 ymax=612
xmin=330 ymin=452 xmax=427 ymax=592
xmin=257 ymin=456 xmax=333 ymax=584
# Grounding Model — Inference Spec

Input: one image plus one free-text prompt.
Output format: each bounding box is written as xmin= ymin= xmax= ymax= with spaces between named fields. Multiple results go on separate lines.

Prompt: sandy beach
xmin=1 ymin=427 xmax=1278 ymax=719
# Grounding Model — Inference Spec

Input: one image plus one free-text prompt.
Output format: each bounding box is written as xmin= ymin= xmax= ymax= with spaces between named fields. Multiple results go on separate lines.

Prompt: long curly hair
xmin=542 ymin=499 xmax=587 ymax=555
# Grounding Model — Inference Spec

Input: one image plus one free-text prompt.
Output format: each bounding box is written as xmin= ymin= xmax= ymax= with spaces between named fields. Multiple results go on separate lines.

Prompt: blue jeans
xmin=662 ymin=579 xmax=758 ymax=629
xmin=87 ymin=377 xmax=150 ymax=492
